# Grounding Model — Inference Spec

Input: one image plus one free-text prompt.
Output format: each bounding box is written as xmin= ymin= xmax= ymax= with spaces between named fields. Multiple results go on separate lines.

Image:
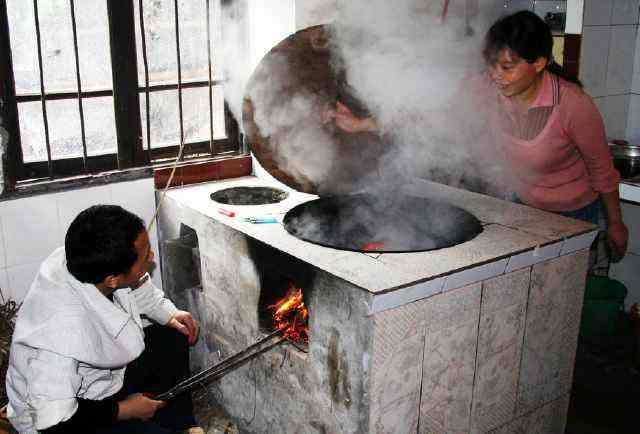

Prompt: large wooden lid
xmin=242 ymin=25 xmax=384 ymax=195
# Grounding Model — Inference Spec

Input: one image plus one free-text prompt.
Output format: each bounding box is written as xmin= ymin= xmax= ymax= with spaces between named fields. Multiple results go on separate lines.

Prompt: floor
xmin=565 ymin=323 xmax=640 ymax=434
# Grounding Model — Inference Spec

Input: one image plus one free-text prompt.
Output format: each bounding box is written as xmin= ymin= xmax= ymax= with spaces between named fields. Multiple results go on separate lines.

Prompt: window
xmin=0 ymin=0 xmax=241 ymax=193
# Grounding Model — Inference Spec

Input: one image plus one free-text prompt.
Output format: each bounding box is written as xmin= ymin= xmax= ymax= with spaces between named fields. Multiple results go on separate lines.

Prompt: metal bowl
xmin=610 ymin=144 xmax=640 ymax=180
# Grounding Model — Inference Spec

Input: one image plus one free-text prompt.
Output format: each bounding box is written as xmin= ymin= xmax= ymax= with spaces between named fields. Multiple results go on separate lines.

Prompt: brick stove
xmin=156 ymin=175 xmax=595 ymax=433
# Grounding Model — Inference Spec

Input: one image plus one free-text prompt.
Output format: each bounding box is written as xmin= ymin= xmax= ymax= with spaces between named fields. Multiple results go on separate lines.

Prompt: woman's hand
xmin=117 ymin=393 xmax=166 ymax=421
xmin=166 ymin=311 xmax=199 ymax=346
xmin=607 ymin=221 xmax=628 ymax=262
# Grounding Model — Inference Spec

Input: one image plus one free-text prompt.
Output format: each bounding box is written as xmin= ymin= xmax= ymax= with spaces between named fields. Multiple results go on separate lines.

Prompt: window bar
xmin=173 ymin=0 xmax=184 ymax=159
xmin=69 ymin=0 xmax=88 ymax=173
xmin=206 ymin=0 xmax=214 ymax=155
xmin=33 ymin=0 xmax=53 ymax=178
xmin=138 ymin=0 xmax=151 ymax=157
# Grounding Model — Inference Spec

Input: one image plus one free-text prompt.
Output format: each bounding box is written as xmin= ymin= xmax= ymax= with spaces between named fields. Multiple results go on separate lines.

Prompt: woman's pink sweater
xmin=495 ymin=71 xmax=620 ymax=212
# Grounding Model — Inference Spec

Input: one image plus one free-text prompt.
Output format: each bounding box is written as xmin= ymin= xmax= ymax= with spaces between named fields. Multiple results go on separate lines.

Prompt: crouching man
xmin=5 ymin=205 xmax=203 ymax=434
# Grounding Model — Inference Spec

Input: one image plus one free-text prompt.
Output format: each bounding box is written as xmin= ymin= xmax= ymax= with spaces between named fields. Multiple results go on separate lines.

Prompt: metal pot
xmin=610 ymin=144 xmax=640 ymax=180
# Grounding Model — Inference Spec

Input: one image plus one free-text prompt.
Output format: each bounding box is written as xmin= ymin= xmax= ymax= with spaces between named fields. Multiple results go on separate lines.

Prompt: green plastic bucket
xmin=580 ymin=276 xmax=628 ymax=338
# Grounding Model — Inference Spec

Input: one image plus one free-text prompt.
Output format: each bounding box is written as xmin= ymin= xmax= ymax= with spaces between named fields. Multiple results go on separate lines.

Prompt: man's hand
xmin=166 ymin=311 xmax=199 ymax=346
xmin=323 ymin=101 xmax=378 ymax=134
xmin=334 ymin=101 xmax=378 ymax=133
xmin=117 ymin=393 xmax=166 ymax=421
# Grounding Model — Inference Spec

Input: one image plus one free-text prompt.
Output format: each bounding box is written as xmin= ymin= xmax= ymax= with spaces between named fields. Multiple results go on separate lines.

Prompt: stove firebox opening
xmin=249 ymin=240 xmax=314 ymax=351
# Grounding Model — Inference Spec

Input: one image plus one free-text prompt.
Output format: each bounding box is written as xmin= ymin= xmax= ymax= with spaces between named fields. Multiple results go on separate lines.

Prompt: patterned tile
xmin=488 ymin=394 xmax=570 ymax=434
xmin=419 ymin=283 xmax=481 ymax=433
xmin=516 ymin=251 xmax=588 ymax=415
xmin=471 ymin=269 xmax=530 ymax=432
xmin=370 ymin=299 xmax=428 ymax=433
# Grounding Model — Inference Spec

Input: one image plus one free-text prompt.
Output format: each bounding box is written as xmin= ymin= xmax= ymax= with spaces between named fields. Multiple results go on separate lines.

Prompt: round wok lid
xmin=243 ymin=25 xmax=383 ymax=196
xmin=283 ymin=193 xmax=483 ymax=253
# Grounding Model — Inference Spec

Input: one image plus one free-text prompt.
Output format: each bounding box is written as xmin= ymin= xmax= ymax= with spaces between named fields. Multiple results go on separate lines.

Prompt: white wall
xmin=247 ymin=0 xmax=296 ymax=71
xmin=628 ymin=4 xmax=640 ymax=141
xmin=581 ymin=0 xmax=639 ymax=140
xmin=0 ymin=177 xmax=161 ymax=303
xmin=577 ymin=1 xmax=640 ymax=308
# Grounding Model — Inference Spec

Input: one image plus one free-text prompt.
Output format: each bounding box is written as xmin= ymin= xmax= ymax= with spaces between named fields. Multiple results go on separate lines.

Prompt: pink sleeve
xmin=564 ymin=91 xmax=620 ymax=193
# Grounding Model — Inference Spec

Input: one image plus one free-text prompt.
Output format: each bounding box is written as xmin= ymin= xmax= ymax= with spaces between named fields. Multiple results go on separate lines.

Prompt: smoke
xmin=220 ymin=0 xmax=512 ymax=200
xmin=328 ymin=0 xmax=509 ymax=198
xmin=219 ymin=1 xmax=251 ymax=128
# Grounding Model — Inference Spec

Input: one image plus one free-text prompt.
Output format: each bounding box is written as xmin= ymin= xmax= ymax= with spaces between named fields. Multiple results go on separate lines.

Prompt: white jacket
xmin=5 ymin=247 xmax=179 ymax=433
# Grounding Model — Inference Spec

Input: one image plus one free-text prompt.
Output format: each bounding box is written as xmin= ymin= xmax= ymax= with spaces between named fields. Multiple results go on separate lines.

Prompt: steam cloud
xmin=219 ymin=0 xmax=515 ymax=251
xmin=328 ymin=0 xmax=509 ymax=197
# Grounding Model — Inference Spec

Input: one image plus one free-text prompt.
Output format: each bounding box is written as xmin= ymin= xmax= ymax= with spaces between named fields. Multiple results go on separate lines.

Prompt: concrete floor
xmin=565 ymin=333 xmax=640 ymax=434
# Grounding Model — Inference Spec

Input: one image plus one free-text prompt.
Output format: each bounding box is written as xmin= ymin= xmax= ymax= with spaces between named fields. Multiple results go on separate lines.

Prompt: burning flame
xmin=269 ymin=284 xmax=309 ymax=344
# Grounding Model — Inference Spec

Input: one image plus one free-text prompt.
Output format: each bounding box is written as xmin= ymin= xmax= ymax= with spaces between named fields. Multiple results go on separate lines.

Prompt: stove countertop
xmin=620 ymin=179 xmax=640 ymax=203
xmin=163 ymin=176 xmax=596 ymax=295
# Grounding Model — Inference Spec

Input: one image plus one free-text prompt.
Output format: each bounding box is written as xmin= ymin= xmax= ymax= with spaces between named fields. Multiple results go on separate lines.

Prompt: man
xmin=5 ymin=205 xmax=203 ymax=434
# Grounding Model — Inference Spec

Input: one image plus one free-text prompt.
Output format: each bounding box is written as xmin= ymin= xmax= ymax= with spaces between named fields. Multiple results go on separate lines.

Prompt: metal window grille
xmin=0 ymin=0 xmax=241 ymax=189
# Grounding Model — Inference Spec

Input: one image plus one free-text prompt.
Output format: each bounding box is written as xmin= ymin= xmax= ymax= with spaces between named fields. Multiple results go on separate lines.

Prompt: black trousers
xmin=46 ymin=325 xmax=196 ymax=434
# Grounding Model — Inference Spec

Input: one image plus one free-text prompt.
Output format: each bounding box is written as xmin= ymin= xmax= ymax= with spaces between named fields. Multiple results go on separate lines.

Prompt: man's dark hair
xmin=483 ymin=10 xmax=581 ymax=86
xmin=65 ymin=205 xmax=145 ymax=284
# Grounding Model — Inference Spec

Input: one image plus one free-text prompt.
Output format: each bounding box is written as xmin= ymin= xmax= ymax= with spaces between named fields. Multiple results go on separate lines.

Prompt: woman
xmin=327 ymin=10 xmax=628 ymax=262
xmin=483 ymin=10 xmax=627 ymax=260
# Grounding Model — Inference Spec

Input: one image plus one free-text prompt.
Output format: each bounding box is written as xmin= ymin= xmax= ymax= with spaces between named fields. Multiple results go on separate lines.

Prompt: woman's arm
xmin=564 ymin=90 xmax=628 ymax=261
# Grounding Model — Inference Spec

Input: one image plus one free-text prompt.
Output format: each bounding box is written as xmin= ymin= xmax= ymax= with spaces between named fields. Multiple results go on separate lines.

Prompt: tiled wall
xmin=0 ymin=178 xmax=161 ymax=303
xmin=580 ymin=1 xmax=640 ymax=308
xmin=581 ymin=0 xmax=639 ymax=140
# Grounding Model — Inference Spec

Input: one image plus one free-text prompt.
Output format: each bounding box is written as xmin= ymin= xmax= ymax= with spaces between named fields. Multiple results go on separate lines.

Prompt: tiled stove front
xmin=157 ymin=176 xmax=595 ymax=434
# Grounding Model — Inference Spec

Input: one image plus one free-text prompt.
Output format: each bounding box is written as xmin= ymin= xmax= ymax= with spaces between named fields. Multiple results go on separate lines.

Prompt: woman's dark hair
xmin=65 ymin=204 xmax=145 ymax=284
xmin=484 ymin=10 xmax=581 ymax=85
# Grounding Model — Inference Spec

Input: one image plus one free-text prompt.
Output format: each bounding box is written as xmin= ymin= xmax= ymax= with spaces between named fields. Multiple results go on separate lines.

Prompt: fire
xmin=269 ymin=284 xmax=309 ymax=344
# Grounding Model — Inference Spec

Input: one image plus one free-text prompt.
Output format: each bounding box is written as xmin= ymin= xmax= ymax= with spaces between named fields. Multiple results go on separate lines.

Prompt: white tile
xmin=504 ymin=241 xmax=564 ymax=273
xmin=0 ymin=216 xmax=5 ymax=269
xmin=369 ymin=277 xmax=445 ymax=314
xmin=583 ymin=0 xmax=614 ymax=25
xmin=585 ymin=0 xmax=616 ymax=25
xmin=580 ymin=26 xmax=612 ymax=97
xmin=606 ymin=25 xmax=636 ymax=94
xmin=0 ymin=268 xmax=9 ymax=302
xmin=610 ymin=252 xmax=640 ymax=309
xmin=627 ymin=94 xmax=640 ymax=141
xmin=559 ymin=230 xmax=599 ymax=255
xmin=110 ymin=178 xmax=157 ymax=225
xmin=621 ymin=201 xmax=640 ymax=254
xmin=1 ymin=195 xmax=62 ymax=267
xmin=603 ymin=94 xmax=631 ymax=139
xmin=612 ymin=0 xmax=640 ymax=24
xmin=566 ymin=0 xmax=586 ymax=34
xmin=633 ymin=29 xmax=640 ymax=93
xmin=620 ymin=182 xmax=640 ymax=203
xmin=442 ymin=259 xmax=508 ymax=292
xmin=6 ymin=262 xmax=40 ymax=303
xmin=56 ymin=184 xmax=113 ymax=237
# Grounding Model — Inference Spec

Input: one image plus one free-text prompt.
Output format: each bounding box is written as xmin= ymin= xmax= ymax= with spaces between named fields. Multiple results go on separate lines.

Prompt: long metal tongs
xmin=154 ymin=330 xmax=286 ymax=401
